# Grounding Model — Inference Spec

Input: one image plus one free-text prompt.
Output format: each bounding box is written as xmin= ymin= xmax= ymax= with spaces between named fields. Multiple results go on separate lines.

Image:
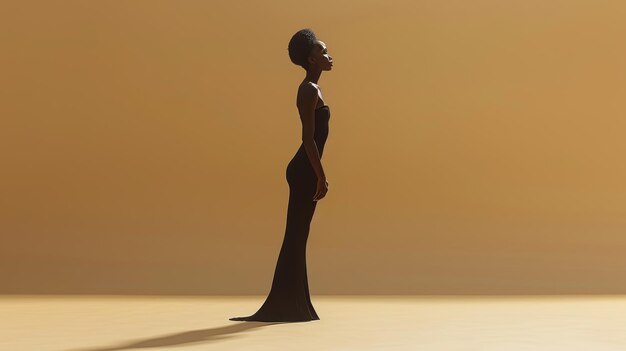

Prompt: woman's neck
xmin=304 ymin=68 xmax=322 ymax=85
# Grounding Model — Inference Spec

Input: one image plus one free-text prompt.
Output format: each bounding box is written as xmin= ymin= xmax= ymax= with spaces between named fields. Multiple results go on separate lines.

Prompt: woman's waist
xmin=296 ymin=135 xmax=328 ymax=148
xmin=291 ymin=143 xmax=326 ymax=161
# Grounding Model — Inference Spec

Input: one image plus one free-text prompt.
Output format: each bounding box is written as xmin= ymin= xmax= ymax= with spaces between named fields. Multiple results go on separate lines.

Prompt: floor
xmin=3 ymin=295 xmax=626 ymax=351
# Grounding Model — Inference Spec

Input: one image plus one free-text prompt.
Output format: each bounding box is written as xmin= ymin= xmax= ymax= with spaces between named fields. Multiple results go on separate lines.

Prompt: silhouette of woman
xmin=229 ymin=28 xmax=333 ymax=322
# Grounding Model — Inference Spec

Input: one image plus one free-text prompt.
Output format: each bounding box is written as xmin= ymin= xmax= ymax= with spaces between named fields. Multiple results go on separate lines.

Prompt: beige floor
xmin=2 ymin=295 xmax=626 ymax=351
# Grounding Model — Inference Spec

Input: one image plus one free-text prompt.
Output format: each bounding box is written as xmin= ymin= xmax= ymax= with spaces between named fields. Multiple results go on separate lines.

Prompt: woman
xmin=229 ymin=28 xmax=333 ymax=322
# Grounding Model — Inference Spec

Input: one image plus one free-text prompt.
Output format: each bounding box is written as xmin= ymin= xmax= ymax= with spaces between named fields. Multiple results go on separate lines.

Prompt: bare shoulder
xmin=298 ymin=81 xmax=319 ymax=97
xmin=296 ymin=82 xmax=319 ymax=111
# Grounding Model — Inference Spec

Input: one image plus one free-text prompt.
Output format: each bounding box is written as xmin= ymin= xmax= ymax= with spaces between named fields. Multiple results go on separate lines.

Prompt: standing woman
xmin=229 ymin=28 xmax=333 ymax=322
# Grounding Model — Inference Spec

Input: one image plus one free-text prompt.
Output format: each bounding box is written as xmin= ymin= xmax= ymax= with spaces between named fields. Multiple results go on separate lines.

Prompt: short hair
xmin=287 ymin=28 xmax=318 ymax=70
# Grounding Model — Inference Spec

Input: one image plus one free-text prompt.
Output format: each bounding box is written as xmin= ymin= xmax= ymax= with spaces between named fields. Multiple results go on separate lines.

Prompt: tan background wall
xmin=2 ymin=0 xmax=625 ymax=295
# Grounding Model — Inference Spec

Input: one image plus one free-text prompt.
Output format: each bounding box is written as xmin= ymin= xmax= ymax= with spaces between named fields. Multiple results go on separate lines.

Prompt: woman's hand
xmin=313 ymin=177 xmax=329 ymax=201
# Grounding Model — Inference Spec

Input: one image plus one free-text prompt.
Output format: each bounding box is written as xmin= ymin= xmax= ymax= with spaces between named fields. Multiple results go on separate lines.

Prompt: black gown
xmin=229 ymin=104 xmax=330 ymax=322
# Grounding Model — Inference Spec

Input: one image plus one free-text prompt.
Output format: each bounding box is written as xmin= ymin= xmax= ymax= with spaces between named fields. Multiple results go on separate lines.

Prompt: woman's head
xmin=288 ymin=28 xmax=333 ymax=71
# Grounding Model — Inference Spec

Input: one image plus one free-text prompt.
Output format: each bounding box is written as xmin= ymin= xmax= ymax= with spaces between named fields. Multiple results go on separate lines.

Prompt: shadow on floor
xmin=64 ymin=321 xmax=287 ymax=351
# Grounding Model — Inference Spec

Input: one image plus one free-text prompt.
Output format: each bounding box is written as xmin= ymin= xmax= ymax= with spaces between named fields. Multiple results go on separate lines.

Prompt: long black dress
xmin=229 ymin=105 xmax=330 ymax=322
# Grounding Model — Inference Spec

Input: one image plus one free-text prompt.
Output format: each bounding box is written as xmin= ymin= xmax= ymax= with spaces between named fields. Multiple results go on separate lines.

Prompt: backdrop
xmin=2 ymin=0 xmax=625 ymax=295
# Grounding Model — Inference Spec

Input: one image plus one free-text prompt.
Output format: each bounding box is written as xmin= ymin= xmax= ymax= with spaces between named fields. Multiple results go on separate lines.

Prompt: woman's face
xmin=309 ymin=40 xmax=333 ymax=71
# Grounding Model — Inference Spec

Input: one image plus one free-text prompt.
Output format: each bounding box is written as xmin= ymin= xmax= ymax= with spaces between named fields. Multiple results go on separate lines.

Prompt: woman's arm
xmin=297 ymin=83 xmax=326 ymax=181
